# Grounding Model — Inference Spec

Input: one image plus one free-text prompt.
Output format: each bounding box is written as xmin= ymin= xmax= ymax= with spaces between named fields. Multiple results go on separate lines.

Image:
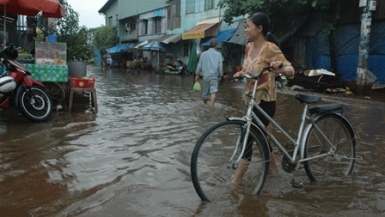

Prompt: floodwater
xmin=0 ymin=66 xmax=384 ymax=217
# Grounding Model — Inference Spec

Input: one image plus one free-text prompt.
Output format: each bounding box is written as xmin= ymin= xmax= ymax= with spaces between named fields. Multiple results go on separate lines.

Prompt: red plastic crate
xmin=68 ymin=77 xmax=95 ymax=88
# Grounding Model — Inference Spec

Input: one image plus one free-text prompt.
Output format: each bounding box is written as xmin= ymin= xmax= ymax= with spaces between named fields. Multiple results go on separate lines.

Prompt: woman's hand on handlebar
xmin=270 ymin=61 xmax=284 ymax=73
xmin=270 ymin=61 xmax=294 ymax=78
xmin=232 ymin=71 xmax=244 ymax=82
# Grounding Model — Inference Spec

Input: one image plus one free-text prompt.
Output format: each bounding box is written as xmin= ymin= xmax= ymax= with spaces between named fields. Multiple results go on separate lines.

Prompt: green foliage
xmin=218 ymin=0 xmax=331 ymax=24
xmin=93 ymin=26 xmax=118 ymax=54
xmin=46 ymin=2 xmax=94 ymax=61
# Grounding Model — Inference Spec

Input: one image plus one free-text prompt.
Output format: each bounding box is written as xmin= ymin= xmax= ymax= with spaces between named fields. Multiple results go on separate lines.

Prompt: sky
xmin=66 ymin=0 xmax=106 ymax=28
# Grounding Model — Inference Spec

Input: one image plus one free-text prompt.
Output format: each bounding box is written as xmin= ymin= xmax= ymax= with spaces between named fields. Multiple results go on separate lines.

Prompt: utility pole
xmin=356 ymin=0 xmax=376 ymax=94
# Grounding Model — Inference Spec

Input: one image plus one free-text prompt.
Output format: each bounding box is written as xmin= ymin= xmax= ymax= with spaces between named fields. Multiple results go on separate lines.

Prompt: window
xmin=125 ymin=22 xmax=136 ymax=33
xmin=108 ymin=16 xmax=113 ymax=26
xmin=152 ymin=18 xmax=162 ymax=34
xmin=186 ymin=0 xmax=195 ymax=14
xmin=141 ymin=20 xmax=148 ymax=35
xmin=204 ymin=0 xmax=214 ymax=10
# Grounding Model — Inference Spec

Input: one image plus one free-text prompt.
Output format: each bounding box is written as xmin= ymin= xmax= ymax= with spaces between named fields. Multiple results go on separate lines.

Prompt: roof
xmin=98 ymin=0 xmax=117 ymax=14
xmin=155 ymin=34 xmax=176 ymax=43
xmin=163 ymin=34 xmax=181 ymax=44
xmin=201 ymin=28 xmax=237 ymax=47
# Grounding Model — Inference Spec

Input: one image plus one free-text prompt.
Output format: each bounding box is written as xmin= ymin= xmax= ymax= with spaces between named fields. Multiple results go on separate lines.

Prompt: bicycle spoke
xmin=191 ymin=121 xmax=269 ymax=202
xmin=304 ymin=114 xmax=355 ymax=182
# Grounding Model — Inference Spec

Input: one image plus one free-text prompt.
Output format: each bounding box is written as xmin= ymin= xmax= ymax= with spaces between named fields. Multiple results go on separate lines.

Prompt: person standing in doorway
xmin=195 ymin=39 xmax=223 ymax=106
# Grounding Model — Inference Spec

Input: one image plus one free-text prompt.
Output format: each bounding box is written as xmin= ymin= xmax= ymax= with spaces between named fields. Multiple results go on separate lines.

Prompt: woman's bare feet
xmin=231 ymin=159 xmax=250 ymax=183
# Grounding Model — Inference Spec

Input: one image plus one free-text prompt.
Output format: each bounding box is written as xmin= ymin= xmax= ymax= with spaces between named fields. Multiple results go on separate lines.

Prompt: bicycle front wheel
xmin=191 ymin=120 xmax=270 ymax=202
xmin=303 ymin=113 xmax=356 ymax=183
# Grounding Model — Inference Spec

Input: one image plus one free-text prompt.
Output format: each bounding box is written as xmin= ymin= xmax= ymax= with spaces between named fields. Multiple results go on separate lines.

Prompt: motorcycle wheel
xmin=18 ymin=86 xmax=53 ymax=122
xmin=275 ymin=79 xmax=284 ymax=91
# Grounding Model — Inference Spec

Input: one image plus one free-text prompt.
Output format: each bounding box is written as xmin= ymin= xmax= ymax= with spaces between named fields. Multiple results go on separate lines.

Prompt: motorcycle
xmin=0 ymin=45 xmax=53 ymax=122
xmin=275 ymin=73 xmax=287 ymax=91
xmin=163 ymin=59 xmax=186 ymax=75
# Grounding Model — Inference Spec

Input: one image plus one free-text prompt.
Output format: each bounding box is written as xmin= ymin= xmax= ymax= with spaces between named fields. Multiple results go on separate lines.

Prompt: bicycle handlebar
xmin=231 ymin=66 xmax=275 ymax=81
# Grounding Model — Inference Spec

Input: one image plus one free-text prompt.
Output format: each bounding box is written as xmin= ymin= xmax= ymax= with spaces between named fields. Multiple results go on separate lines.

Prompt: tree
xmin=93 ymin=26 xmax=118 ymax=55
xmin=218 ymin=0 xmax=331 ymax=24
xmin=46 ymin=2 xmax=94 ymax=61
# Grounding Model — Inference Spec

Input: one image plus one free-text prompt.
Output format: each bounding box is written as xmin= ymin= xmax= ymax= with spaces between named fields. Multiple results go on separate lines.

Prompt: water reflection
xmin=0 ymin=66 xmax=384 ymax=217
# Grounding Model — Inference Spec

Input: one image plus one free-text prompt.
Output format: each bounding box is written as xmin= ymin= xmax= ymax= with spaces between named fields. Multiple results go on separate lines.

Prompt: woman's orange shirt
xmin=241 ymin=42 xmax=290 ymax=104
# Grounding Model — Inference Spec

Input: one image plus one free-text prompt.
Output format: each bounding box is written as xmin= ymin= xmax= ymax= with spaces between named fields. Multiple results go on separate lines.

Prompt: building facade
xmin=98 ymin=0 xmax=244 ymax=71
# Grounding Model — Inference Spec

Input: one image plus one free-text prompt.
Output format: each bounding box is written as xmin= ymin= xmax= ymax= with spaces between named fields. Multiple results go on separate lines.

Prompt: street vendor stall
xmin=22 ymin=41 xmax=68 ymax=107
xmin=0 ymin=0 xmax=68 ymax=108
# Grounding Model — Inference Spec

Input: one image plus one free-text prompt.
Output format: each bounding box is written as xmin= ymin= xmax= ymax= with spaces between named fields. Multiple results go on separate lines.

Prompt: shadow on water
xmin=0 ymin=66 xmax=384 ymax=217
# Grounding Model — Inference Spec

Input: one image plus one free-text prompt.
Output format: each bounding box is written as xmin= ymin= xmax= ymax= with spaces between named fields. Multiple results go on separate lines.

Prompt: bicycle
xmin=190 ymin=66 xmax=361 ymax=202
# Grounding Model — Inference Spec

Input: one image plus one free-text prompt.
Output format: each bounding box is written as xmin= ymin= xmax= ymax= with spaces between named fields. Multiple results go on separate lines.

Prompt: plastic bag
xmin=193 ymin=81 xmax=202 ymax=92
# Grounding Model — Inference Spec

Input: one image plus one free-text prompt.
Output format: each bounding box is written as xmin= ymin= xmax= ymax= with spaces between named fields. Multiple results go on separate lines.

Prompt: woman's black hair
xmin=248 ymin=12 xmax=279 ymax=45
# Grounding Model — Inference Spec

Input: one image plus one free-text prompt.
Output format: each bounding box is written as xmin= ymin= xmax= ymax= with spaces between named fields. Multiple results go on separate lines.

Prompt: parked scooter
xmin=275 ymin=73 xmax=287 ymax=91
xmin=164 ymin=59 xmax=186 ymax=75
xmin=0 ymin=44 xmax=53 ymax=122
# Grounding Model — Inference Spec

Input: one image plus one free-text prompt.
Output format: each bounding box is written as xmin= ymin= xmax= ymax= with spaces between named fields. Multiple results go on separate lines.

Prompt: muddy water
xmin=0 ymin=66 xmax=384 ymax=217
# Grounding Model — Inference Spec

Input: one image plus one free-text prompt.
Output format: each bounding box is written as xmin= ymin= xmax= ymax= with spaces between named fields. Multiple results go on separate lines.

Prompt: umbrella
xmin=142 ymin=41 xmax=166 ymax=52
xmin=0 ymin=0 xmax=66 ymax=46
xmin=0 ymin=0 xmax=65 ymax=17
xmin=187 ymin=43 xmax=198 ymax=74
xmin=142 ymin=41 xmax=166 ymax=68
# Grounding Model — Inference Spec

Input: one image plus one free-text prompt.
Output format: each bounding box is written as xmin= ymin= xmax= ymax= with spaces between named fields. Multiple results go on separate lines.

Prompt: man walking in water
xmin=195 ymin=39 xmax=223 ymax=106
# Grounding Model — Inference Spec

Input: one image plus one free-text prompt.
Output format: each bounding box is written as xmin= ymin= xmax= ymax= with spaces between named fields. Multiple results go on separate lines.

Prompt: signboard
xmin=35 ymin=42 xmax=67 ymax=65
xmin=182 ymin=31 xmax=205 ymax=40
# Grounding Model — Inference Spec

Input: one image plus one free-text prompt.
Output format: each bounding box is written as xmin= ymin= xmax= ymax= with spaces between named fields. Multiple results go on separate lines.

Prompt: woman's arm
xmin=270 ymin=61 xmax=294 ymax=79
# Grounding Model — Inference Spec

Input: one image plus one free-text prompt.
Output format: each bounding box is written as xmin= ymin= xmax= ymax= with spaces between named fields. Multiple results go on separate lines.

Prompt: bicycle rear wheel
xmin=191 ymin=120 xmax=270 ymax=202
xmin=303 ymin=113 xmax=355 ymax=182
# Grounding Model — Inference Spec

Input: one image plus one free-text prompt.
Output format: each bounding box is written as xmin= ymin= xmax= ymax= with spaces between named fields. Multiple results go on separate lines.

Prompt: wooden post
xmin=356 ymin=0 xmax=376 ymax=94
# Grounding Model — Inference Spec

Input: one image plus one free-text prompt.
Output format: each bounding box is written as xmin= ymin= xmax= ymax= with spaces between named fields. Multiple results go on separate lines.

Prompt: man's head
xmin=209 ymin=38 xmax=217 ymax=48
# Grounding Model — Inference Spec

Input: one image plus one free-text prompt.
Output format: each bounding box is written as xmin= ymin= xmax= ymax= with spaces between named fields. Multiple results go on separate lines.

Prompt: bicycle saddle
xmin=295 ymin=94 xmax=322 ymax=104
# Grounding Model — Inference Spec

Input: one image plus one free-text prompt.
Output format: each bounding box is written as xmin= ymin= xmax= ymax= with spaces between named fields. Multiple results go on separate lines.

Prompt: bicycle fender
xmin=300 ymin=112 xmax=356 ymax=158
xmin=313 ymin=112 xmax=356 ymax=146
xmin=227 ymin=117 xmax=246 ymax=122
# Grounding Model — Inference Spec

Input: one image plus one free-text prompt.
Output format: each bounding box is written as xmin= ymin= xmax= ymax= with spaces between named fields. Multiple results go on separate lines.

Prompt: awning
xmin=163 ymin=34 xmax=181 ymax=44
xmin=106 ymin=43 xmax=133 ymax=54
xmin=153 ymin=8 xmax=163 ymax=17
xmin=201 ymin=28 xmax=236 ymax=47
xmin=182 ymin=18 xmax=221 ymax=40
xmin=155 ymin=34 xmax=176 ymax=43
xmin=134 ymin=40 xmax=149 ymax=49
xmin=127 ymin=41 xmax=142 ymax=52
xmin=227 ymin=19 xmax=248 ymax=46
xmin=227 ymin=15 xmax=307 ymax=46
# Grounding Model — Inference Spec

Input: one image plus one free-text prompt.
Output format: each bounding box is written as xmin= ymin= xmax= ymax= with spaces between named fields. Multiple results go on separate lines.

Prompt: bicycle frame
xmin=232 ymin=69 xmax=349 ymax=168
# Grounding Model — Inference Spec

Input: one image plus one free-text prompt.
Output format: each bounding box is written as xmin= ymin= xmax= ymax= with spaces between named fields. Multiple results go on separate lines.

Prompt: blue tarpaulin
xmin=201 ymin=28 xmax=236 ymax=47
xmin=106 ymin=43 xmax=133 ymax=54
xmin=305 ymin=22 xmax=385 ymax=83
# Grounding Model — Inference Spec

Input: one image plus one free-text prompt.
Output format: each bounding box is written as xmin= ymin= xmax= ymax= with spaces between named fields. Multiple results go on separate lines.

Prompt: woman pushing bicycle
xmin=232 ymin=12 xmax=295 ymax=183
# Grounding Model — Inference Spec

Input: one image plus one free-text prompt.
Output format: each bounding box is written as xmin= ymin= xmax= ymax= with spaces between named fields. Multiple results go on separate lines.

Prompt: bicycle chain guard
xmin=281 ymin=151 xmax=297 ymax=173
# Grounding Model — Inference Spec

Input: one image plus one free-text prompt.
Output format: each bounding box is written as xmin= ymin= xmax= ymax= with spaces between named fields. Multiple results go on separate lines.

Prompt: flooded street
xmin=0 ymin=66 xmax=384 ymax=217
